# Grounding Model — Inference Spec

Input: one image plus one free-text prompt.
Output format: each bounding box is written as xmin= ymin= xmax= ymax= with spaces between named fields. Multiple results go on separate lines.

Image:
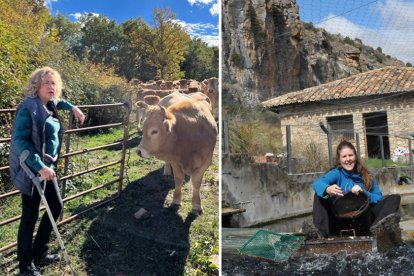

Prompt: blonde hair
xmin=26 ymin=67 xmax=63 ymax=99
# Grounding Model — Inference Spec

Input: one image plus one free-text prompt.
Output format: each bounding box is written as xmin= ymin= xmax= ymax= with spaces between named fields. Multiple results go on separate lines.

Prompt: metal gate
xmin=0 ymin=100 xmax=131 ymax=252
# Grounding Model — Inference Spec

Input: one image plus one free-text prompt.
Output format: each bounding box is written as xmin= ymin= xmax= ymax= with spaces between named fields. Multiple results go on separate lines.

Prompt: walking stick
xmin=19 ymin=150 xmax=76 ymax=275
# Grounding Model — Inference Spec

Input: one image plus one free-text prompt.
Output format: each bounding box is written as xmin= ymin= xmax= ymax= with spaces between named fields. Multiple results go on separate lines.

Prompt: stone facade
xmin=278 ymin=93 xmax=414 ymax=162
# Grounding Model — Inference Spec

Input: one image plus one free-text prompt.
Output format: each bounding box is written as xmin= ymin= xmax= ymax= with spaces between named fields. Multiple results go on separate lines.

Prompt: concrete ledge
xmin=222 ymin=208 xmax=246 ymax=216
xmin=401 ymin=219 xmax=414 ymax=242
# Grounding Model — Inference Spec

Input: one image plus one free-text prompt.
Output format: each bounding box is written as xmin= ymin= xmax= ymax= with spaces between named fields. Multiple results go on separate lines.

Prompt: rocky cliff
xmin=222 ymin=0 xmax=405 ymax=107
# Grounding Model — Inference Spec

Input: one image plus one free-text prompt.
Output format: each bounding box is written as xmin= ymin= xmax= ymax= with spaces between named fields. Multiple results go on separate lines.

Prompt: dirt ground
xmin=1 ymin=134 xmax=219 ymax=275
xmin=76 ymin=169 xmax=198 ymax=275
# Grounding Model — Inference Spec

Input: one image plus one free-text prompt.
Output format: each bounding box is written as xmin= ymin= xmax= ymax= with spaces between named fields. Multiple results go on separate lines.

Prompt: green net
xmin=239 ymin=229 xmax=305 ymax=261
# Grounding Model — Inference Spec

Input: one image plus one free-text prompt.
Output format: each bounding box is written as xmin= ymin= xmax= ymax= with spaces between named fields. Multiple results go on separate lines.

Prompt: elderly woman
xmin=311 ymin=140 xmax=401 ymax=246
xmin=9 ymin=67 xmax=85 ymax=276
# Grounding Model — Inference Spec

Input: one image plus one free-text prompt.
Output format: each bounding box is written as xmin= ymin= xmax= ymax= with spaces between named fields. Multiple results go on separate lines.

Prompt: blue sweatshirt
xmin=12 ymin=99 xmax=74 ymax=173
xmin=313 ymin=168 xmax=383 ymax=204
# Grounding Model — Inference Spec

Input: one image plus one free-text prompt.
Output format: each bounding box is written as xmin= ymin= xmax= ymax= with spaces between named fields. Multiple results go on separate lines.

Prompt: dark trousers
xmin=18 ymin=180 xmax=63 ymax=271
xmin=313 ymin=194 xmax=400 ymax=237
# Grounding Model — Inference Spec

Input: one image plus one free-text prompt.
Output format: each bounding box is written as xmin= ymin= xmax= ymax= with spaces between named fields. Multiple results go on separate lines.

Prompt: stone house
xmin=262 ymin=66 xmax=414 ymax=162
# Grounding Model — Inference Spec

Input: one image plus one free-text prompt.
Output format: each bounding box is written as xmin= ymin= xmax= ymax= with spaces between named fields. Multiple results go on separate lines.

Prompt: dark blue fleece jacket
xmin=313 ymin=167 xmax=383 ymax=204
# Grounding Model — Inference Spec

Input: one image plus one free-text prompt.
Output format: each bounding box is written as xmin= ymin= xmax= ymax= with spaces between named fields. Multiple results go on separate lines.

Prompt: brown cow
xmin=159 ymin=91 xmax=211 ymax=111
xmin=137 ymin=99 xmax=217 ymax=214
xmin=136 ymin=91 xmax=213 ymax=178
xmin=137 ymin=89 xmax=174 ymax=101
xmin=201 ymin=77 xmax=219 ymax=119
xmin=135 ymin=91 xmax=212 ymax=130
xmin=135 ymin=95 xmax=161 ymax=128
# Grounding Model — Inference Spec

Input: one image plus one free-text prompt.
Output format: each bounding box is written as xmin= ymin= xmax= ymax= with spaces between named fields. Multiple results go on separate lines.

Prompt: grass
xmin=364 ymin=158 xmax=411 ymax=168
xmin=0 ymin=124 xmax=219 ymax=275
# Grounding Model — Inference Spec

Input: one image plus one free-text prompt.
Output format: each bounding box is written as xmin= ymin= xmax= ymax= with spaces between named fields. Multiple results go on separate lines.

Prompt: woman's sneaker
xmin=19 ymin=262 xmax=41 ymax=276
xmin=33 ymin=254 xmax=61 ymax=267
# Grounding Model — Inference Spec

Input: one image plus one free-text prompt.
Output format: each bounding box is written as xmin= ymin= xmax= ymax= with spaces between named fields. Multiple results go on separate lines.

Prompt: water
xmin=222 ymin=204 xmax=414 ymax=275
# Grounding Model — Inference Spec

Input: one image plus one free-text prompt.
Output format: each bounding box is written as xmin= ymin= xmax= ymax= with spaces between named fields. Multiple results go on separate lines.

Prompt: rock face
xmin=222 ymin=0 xmax=405 ymax=107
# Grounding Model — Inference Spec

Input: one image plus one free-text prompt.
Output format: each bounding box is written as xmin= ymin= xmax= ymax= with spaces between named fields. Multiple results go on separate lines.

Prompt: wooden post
xmin=118 ymin=93 xmax=132 ymax=195
xmin=286 ymin=125 xmax=292 ymax=174
xmin=379 ymin=135 xmax=385 ymax=167
xmin=409 ymin=138 xmax=413 ymax=165
xmin=327 ymin=133 xmax=333 ymax=167
xmin=60 ymin=111 xmax=73 ymax=220
xmin=319 ymin=122 xmax=332 ymax=167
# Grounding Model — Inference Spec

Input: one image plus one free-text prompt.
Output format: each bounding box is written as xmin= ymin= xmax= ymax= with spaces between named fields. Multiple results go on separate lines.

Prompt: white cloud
xmin=317 ymin=14 xmax=367 ymax=42
xmin=188 ymin=0 xmax=219 ymax=16
xmin=200 ymin=35 xmax=219 ymax=47
xmin=45 ymin=0 xmax=58 ymax=9
xmin=316 ymin=0 xmax=414 ymax=64
xmin=210 ymin=2 xmax=219 ymax=16
xmin=69 ymin=12 xmax=101 ymax=22
xmin=377 ymin=0 xmax=414 ymax=27
xmin=173 ymin=19 xmax=219 ymax=47
xmin=188 ymin=0 xmax=215 ymax=5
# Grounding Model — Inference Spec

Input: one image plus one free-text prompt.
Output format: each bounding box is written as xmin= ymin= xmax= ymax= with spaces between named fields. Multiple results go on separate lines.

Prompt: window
xmin=327 ymin=115 xmax=354 ymax=140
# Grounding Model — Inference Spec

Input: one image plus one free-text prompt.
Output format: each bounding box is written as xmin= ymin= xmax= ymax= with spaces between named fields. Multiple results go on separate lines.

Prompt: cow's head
xmin=137 ymin=105 xmax=176 ymax=159
xmin=135 ymin=95 xmax=161 ymax=128
xmin=202 ymin=77 xmax=218 ymax=119
xmin=135 ymin=101 xmax=149 ymax=127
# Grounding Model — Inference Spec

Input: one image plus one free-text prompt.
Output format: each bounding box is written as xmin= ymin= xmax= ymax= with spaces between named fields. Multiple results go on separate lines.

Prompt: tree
xmin=47 ymin=14 xmax=83 ymax=54
xmin=78 ymin=14 xmax=125 ymax=66
xmin=182 ymin=38 xmax=218 ymax=80
xmin=140 ymin=8 xmax=191 ymax=80
xmin=0 ymin=0 xmax=51 ymax=108
xmin=118 ymin=18 xmax=156 ymax=81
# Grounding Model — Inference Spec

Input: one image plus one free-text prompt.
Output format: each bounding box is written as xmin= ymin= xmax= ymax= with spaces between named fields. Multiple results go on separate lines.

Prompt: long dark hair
xmin=334 ymin=140 xmax=373 ymax=191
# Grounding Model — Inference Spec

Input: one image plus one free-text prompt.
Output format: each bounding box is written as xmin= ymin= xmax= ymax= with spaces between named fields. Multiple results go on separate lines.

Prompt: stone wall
xmin=223 ymin=153 xmax=414 ymax=228
xmin=222 ymin=154 xmax=320 ymax=227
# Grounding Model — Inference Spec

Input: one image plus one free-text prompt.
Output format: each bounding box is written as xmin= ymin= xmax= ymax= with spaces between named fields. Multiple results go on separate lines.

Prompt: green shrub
xmin=228 ymin=119 xmax=282 ymax=156
xmin=344 ymin=36 xmax=355 ymax=46
xmin=231 ymin=52 xmax=243 ymax=68
xmin=293 ymin=139 xmax=329 ymax=173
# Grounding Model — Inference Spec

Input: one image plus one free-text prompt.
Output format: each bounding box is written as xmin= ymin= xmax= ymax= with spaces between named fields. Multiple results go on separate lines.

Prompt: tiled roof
xmin=262 ymin=66 xmax=414 ymax=109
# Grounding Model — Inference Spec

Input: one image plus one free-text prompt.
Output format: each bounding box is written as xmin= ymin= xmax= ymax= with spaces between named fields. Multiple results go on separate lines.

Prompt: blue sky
xmin=46 ymin=0 xmax=219 ymax=46
xmin=297 ymin=0 xmax=414 ymax=64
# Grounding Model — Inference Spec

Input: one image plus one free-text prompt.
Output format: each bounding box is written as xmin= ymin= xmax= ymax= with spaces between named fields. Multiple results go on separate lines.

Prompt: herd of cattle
xmin=131 ymin=78 xmax=219 ymax=214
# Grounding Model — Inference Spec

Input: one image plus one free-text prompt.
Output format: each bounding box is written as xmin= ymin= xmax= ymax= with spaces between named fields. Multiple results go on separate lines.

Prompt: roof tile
xmin=262 ymin=66 xmax=414 ymax=108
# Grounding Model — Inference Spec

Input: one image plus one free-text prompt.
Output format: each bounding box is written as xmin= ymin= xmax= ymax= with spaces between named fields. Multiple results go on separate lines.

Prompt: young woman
xmin=312 ymin=140 xmax=401 ymax=240
xmin=9 ymin=67 xmax=85 ymax=276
